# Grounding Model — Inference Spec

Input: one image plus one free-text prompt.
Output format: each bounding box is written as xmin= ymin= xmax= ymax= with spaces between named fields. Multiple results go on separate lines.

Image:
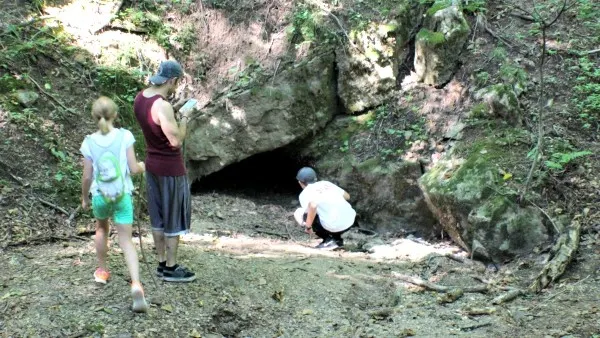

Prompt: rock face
xmin=185 ymin=53 xmax=338 ymax=179
xmin=414 ymin=2 xmax=470 ymax=86
xmin=336 ymin=22 xmax=398 ymax=114
xmin=419 ymin=141 xmax=550 ymax=261
xmin=299 ymin=117 xmax=438 ymax=235
xmin=337 ymin=3 xmax=427 ymax=114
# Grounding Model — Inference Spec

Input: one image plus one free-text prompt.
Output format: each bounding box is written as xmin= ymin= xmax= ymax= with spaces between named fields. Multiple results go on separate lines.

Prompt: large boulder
xmin=419 ymin=141 xmax=550 ymax=261
xmin=414 ymin=2 xmax=470 ymax=86
xmin=474 ymin=84 xmax=522 ymax=125
xmin=299 ymin=116 xmax=438 ymax=235
xmin=186 ymin=52 xmax=338 ymax=179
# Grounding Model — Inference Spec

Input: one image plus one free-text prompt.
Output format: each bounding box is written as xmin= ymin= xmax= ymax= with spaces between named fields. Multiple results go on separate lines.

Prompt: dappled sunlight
xmin=180 ymin=231 xmax=461 ymax=263
xmin=42 ymin=0 xmax=166 ymax=70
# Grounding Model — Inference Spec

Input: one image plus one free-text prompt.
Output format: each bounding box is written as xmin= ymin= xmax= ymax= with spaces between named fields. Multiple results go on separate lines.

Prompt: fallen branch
xmin=27 ymin=76 xmax=77 ymax=115
xmin=37 ymin=197 xmax=69 ymax=216
xmin=583 ymin=48 xmax=600 ymax=55
xmin=529 ymin=200 xmax=561 ymax=234
xmin=529 ymin=221 xmax=581 ymax=293
xmin=7 ymin=234 xmax=87 ymax=247
xmin=509 ymin=12 xmax=535 ymax=22
xmin=392 ymin=272 xmax=489 ymax=293
xmin=460 ymin=322 xmax=492 ymax=331
xmin=66 ymin=205 xmax=81 ymax=226
xmin=255 ymin=229 xmax=289 ymax=239
xmin=491 ymin=288 xmax=524 ymax=305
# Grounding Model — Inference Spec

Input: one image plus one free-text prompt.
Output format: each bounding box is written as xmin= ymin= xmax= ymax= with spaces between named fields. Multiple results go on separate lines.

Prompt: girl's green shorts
xmin=92 ymin=194 xmax=133 ymax=225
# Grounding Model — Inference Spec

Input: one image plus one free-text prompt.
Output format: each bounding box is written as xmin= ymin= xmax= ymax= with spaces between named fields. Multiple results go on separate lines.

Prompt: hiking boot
xmin=162 ymin=265 xmax=196 ymax=282
xmin=131 ymin=281 xmax=149 ymax=313
xmin=315 ymin=239 xmax=339 ymax=250
xmin=156 ymin=261 xmax=166 ymax=277
xmin=93 ymin=268 xmax=110 ymax=284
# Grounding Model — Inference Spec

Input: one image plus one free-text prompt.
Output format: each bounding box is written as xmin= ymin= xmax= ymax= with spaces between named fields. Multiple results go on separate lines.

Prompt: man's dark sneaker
xmin=163 ymin=265 xmax=196 ymax=282
xmin=156 ymin=261 xmax=166 ymax=277
xmin=335 ymin=239 xmax=344 ymax=248
xmin=315 ymin=239 xmax=339 ymax=250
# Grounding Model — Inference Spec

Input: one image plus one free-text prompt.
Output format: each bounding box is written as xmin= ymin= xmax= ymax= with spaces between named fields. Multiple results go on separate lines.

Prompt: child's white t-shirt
xmin=299 ymin=180 xmax=356 ymax=232
xmin=80 ymin=128 xmax=135 ymax=196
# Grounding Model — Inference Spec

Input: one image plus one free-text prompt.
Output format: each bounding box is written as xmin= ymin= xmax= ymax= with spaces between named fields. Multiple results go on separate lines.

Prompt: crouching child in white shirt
xmin=293 ymin=167 xmax=357 ymax=250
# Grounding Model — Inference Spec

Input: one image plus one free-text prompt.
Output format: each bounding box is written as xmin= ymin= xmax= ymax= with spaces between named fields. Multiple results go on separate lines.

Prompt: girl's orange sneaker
xmin=93 ymin=268 xmax=110 ymax=284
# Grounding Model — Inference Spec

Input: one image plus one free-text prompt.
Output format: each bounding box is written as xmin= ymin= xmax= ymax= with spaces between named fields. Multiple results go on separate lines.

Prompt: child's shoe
xmin=93 ymin=268 xmax=110 ymax=284
xmin=131 ymin=281 xmax=149 ymax=313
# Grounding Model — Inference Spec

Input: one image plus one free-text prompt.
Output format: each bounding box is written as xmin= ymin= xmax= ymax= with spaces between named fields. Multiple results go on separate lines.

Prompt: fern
xmin=544 ymin=150 xmax=593 ymax=171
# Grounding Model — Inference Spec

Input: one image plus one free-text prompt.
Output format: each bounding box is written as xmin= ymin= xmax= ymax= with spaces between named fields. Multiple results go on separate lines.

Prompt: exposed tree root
xmin=529 ymin=221 xmax=581 ymax=293
xmin=392 ymin=272 xmax=489 ymax=294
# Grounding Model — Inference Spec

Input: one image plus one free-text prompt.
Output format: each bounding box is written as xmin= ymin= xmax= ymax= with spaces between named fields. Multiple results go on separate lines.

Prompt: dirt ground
xmin=2 ymin=191 xmax=599 ymax=337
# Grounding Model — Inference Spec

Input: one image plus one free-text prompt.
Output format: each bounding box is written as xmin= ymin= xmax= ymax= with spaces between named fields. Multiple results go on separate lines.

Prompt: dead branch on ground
xmin=392 ymin=272 xmax=489 ymax=293
xmin=37 ymin=197 xmax=69 ymax=216
xmin=66 ymin=206 xmax=81 ymax=226
xmin=27 ymin=76 xmax=78 ymax=115
xmin=529 ymin=220 xmax=581 ymax=293
xmin=7 ymin=234 xmax=88 ymax=248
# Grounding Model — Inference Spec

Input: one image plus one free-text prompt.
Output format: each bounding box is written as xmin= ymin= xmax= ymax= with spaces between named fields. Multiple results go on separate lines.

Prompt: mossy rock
xmin=419 ymin=141 xmax=550 ymax=260
xmin=414 ymin=3 xmax=470 ymax=86
xmin=474 ymin=84 xmax=522 ymax=125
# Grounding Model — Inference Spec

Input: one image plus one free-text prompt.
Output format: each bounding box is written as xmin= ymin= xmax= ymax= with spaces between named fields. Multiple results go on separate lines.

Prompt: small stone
xmin=15 ymin=90 xmax=39 ymax=107
xmin=258 ymin=278 xmax=267 ymax=285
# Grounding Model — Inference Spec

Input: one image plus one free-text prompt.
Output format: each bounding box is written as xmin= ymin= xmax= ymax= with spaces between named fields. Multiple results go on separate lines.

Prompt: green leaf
xmin=544 ymin=161 xmax=563 ymax=170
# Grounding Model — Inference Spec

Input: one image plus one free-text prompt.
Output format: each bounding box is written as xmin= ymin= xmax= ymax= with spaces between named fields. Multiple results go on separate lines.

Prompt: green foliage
xmin=416 ymin=29 xmax=445 ymax=45
xmin=573 ymin=57 xmax=600 ymax=129
xmin=426 ymin=0 xmax=452 ymax=16
xmin=499 ymin=63 xmax=527 ymax=87
xmin=174 ymin=24 xmax=197 ymax=53
xmin=94 ymin=66 xmax=147 ymax=155
xmin=463 ymin=0 xmax=487 ymax=14
xmin=474 ymin=71 xmax=490 ymax=87
xmin=288 ymin=5 xmax=318 ymax=43
xmin=544 ymin=151 xmax=592 ymax=171
xmin=0 ymin=74 xmax=26 ymax=93
xmin=469 ymin=102 xmax=489 ymax=118
xmin=491 ymin=46 xmax=507 ymax=61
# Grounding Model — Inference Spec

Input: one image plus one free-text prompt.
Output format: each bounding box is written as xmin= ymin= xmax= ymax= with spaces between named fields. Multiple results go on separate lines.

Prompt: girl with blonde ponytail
xmin=80 ymin=96 xmax=149 ymax=313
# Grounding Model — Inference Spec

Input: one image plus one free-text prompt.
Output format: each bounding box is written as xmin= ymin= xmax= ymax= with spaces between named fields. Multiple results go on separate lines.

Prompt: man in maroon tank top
xmin=134 ymin=60 xmax=195 ymax=282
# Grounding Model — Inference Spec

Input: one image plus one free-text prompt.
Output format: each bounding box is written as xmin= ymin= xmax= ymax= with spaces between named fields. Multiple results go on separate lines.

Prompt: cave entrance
xmin=192 ymin=146 xmax=314 ymax=199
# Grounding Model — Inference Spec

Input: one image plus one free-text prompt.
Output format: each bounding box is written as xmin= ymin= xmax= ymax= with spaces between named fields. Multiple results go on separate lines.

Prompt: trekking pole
xmin=134 ymin=174 xmax=160 ymax=290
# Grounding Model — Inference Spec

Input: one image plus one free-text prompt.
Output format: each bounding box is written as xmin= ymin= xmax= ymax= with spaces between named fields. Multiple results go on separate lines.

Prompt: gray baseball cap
xmin=296 ymin=167 xmax=317 ymax=184
xmin=149 ymin=60 xmax=183 ymax=85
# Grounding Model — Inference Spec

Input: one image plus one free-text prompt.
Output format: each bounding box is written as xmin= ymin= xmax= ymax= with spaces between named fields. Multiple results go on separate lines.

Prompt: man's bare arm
xmin=304 ymin=201 xmax=318 ymax=228
xmin=156 ymin=100 xmax=187 ymax=148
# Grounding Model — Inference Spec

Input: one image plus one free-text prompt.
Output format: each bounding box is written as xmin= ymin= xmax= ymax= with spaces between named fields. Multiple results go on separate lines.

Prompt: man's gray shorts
xmin=146 ymin=172 xmax=191 ymax=237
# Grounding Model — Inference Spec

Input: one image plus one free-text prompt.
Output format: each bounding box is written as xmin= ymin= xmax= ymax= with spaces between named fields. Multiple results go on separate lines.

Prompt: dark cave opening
xmin=191 ymin=147 xmax=315 ymax=197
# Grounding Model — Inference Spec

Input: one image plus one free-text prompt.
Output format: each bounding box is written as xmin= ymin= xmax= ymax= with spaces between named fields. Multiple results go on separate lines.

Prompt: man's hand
xmin=82 ymin=196 xmax=91 ymax=211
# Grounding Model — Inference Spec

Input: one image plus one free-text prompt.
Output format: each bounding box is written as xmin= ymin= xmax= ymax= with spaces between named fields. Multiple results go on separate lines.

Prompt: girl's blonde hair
xmin=92 ymin=96 xmax=118 ymax=135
